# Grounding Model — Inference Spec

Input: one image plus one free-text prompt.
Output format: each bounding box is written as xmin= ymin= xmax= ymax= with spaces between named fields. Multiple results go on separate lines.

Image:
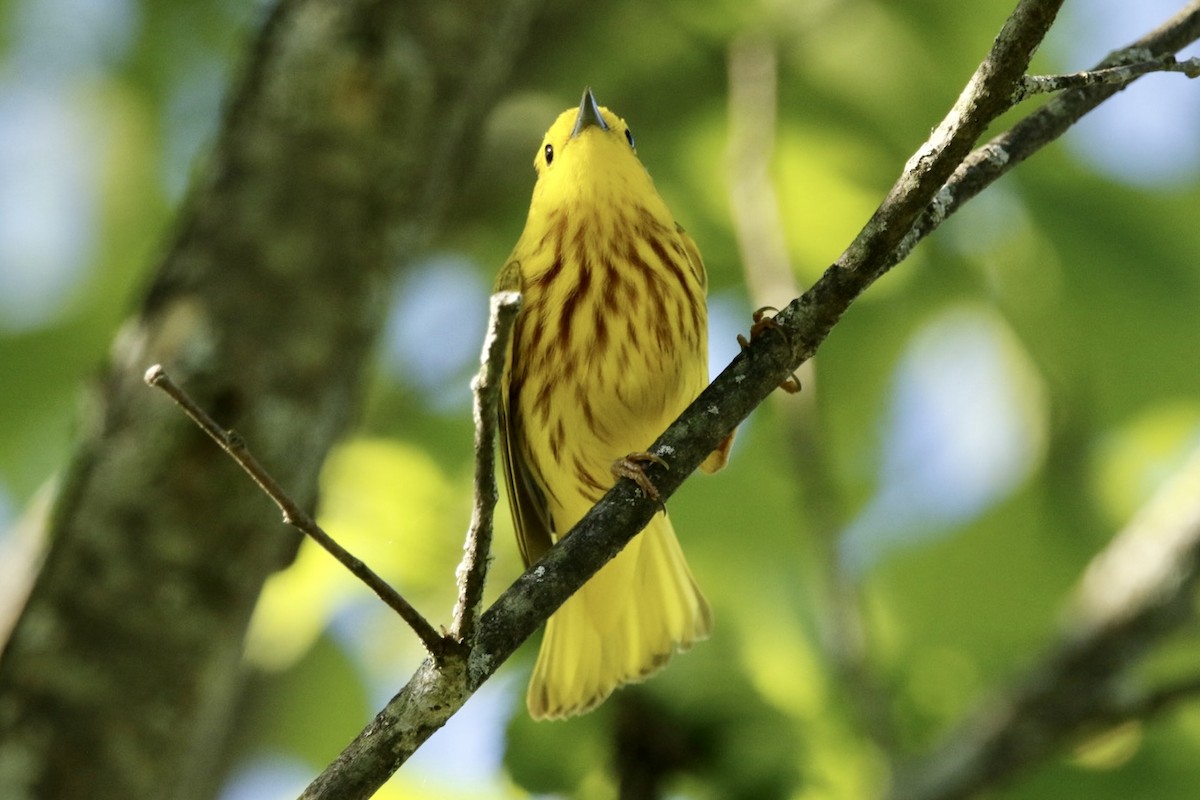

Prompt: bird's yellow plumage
xmin=498 ymin=89 xmax=729 ymax=720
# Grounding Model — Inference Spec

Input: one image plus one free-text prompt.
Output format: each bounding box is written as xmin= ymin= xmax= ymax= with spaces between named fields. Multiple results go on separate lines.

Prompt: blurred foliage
xmin=3 ymin=0 xmax=1200 ymax=798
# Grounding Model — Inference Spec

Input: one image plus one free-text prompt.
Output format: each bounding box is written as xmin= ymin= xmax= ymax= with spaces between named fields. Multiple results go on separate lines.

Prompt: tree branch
xmin=888 ymin=444 xmax=1200 ymax=800
xmin=891 ymin=0 xmax=1200 ymax=269
xmin=143 ymin=364 xmax=448 ymax=658
xmin=1015 ymin=54 xmax=1200 ymax=102
xmin=450 ymin=291 xmax=522 ymax=646
xmin=1107 ymin=674 xmax=1200 ymax=723
xmin=830 ymin=0 xmax=1064 ymax=279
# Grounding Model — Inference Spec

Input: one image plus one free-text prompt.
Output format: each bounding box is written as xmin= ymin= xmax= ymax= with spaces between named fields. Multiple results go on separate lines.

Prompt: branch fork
xmin=145 ymin=290 xmax=524 ymax=666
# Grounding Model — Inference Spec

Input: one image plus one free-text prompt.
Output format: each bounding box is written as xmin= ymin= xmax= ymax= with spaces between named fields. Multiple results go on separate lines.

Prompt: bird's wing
xmin=496 ymin=260 xmax=556 ymax=567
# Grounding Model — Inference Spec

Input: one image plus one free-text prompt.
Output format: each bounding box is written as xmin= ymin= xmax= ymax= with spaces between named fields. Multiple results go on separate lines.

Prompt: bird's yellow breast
xmin=503 ymin=104 xmax=709 ymax=505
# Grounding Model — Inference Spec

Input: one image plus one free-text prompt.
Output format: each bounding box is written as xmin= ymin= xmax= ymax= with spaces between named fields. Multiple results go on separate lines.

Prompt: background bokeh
xmin=2 ymin=0 xmax=1200 ymax=797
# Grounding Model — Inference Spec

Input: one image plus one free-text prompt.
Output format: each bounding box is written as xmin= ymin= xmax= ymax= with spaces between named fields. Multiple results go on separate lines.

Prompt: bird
xmin=496 ymin=88 xmax=732 ymax=720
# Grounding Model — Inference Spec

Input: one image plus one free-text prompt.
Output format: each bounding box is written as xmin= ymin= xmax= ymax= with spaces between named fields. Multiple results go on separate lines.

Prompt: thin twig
xmin=1014 ymin=54 xmax=1200 ymax=102
xmin=886 ymin=2 xmax=1200 ymax=275
xmin=450 ymin=291 xmax=522 ymax=645
xmin=1118 ymin=675 xmax=1200 ymax=720
xmin=143 ymin=364 xmax=448 ymax=659
xmin=827 ymin=0 xmax=1064 ymax=280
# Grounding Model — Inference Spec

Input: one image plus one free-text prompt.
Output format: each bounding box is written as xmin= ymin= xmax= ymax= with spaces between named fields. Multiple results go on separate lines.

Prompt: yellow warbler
xmin=497 ymin=88 xmax=731 ymax=720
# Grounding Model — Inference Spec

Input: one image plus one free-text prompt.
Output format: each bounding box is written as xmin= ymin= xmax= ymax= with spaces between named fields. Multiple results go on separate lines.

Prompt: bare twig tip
xmin=144 ymin=364 xmax=166 ymax=386
xmin=492 ymin=290 xmax=522 ymax=309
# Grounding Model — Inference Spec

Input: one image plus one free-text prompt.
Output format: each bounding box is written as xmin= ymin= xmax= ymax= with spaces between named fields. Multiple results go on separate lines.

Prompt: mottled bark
xmin=0 ymin=1 xmax=541 ymax=798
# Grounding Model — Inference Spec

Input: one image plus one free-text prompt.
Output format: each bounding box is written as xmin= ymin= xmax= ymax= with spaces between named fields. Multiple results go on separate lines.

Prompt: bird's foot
xmin=736 ymin=306 xmax=802 ymax=394
xmin=612 ymin=451 xmax=669 ymax=508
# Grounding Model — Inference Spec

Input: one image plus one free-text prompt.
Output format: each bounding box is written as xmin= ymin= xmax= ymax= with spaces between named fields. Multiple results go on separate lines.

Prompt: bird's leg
xmin=613 ymin=451 xmax=669 ymax=509
xmin=737 ymin=306 xmax=802 ymax=394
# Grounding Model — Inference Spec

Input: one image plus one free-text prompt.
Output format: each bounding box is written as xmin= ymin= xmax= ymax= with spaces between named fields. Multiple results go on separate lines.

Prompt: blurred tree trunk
xmin=0 ymin=1 xmax=540 ymax=798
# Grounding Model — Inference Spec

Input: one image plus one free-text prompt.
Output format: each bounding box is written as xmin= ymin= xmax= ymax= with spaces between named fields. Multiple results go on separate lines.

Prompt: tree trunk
xmin=0 ymin=1 xmax=540 ymax=797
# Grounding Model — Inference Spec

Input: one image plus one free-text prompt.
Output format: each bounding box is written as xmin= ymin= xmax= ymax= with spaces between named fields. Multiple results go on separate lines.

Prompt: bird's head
xmin=530 ymin=88 xmax=658 ymax=214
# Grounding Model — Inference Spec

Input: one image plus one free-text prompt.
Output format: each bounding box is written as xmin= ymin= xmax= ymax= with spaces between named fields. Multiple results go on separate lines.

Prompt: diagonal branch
xmin=890 ymin=0 xmax=1200 ymax=270
xmin=144 ymin=365 xmax=448 ymax=659
xmin=830 ymin=0 xmax=1065 ymax=279
xmin=888 ymin=444 xmax=1200 ymax=800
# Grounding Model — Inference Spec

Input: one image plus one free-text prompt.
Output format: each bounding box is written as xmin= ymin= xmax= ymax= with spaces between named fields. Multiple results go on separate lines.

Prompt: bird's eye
xmin=624 ymin=128 xmax=636 ymax=149
xmin=544 ymin=143 xmax=554 ymax=165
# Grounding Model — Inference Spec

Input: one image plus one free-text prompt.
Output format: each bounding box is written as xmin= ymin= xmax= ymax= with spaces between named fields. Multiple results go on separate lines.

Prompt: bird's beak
xmin=571 ymin=87 xmax=608 ymax=137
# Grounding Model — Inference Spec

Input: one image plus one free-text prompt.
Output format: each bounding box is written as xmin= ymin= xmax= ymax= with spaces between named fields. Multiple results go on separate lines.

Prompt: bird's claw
xmin=737 ymin=307 xmax=802 ymax=394
xmin=612 ymin=451 xmax=669 ymax=509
